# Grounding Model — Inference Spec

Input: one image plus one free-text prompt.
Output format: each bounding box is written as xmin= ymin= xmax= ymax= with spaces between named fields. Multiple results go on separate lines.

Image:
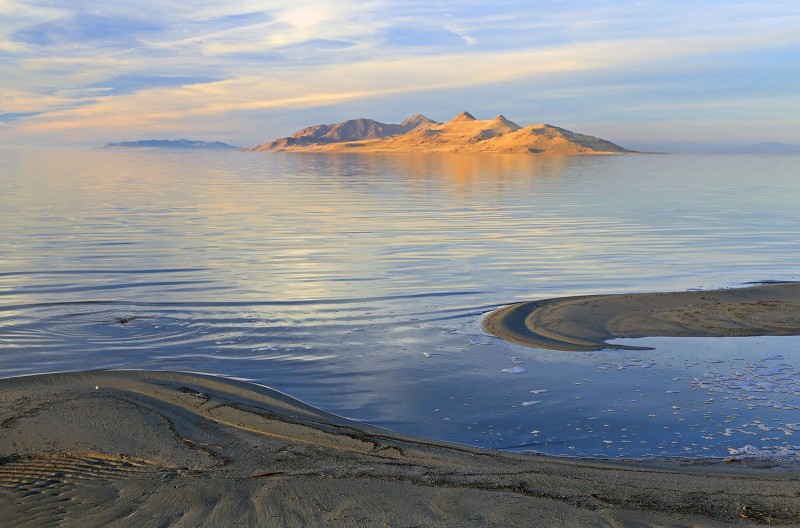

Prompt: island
xmin=104 ymin=139 xmax=241 ymax=150
xmin=246 ymin=111 xmax=632 ymax=154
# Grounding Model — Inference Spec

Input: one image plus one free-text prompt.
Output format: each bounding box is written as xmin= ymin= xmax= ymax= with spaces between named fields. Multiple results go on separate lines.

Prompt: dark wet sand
xmin=483 ymin=282 xmax=800 ymax=351
xmin=0 ymin=370 xmax=798 ymax=527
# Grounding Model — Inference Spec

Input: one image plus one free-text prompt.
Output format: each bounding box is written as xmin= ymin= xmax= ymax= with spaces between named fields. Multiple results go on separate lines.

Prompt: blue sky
xmin=1 ymin=0 xmax=799 ymax=150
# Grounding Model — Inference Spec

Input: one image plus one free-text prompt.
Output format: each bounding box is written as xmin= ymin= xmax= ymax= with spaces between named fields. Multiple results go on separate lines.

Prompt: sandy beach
xmin=484 ymin=282 xmax=800 ymax=352
xmin=0 ymin=369 xmax=798 ymax=527
xmin=5 ymin=0 xmax=800 ymax=525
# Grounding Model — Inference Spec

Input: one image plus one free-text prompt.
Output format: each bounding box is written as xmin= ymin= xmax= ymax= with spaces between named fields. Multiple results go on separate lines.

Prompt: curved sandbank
xmin=0 ymin=370 xmax=798 ymax=527
xmin=483 ymin=282 xmax=800 ymax=352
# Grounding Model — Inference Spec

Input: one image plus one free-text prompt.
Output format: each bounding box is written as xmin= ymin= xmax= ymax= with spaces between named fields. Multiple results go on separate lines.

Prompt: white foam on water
xmin=606 ymin=359 xmax=655 ymax=371
xmin=727 ymin=444 xmax=800 ymax=461
xmin=692 ymin=352 xmax=800 ymax=402
xmin=601 ymin=335 xmax=800 ymax=460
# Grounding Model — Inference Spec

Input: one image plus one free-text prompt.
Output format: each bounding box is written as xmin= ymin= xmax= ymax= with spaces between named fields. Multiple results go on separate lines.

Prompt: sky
xmin=1 ymin=0 xmax=799 ymax=151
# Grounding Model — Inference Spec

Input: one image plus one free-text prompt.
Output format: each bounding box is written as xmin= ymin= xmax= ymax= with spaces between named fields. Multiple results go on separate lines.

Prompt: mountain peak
xmin=400 ymin=113 xmax=438 ymax=128
xmin=490 ymin=115 xmax=521 ymax=130
xmin=448 ymin=111 xmax=477 ymax=122
xmin=246 ymin=112 xmax=631 ymax=154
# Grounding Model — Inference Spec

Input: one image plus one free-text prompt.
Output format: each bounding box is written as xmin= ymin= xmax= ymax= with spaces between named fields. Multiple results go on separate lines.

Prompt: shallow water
xmin=0 ymin=148 xmax=798 ymax=460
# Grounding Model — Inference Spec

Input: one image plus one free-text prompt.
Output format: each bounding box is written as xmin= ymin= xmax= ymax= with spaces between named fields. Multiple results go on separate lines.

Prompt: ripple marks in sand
xmin=0 ymin=453 xmax=159 ymax=528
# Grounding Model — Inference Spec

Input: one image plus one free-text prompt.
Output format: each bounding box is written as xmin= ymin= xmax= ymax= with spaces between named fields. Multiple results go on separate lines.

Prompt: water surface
xmin=0 ymin=148 xmax=798 ymax=460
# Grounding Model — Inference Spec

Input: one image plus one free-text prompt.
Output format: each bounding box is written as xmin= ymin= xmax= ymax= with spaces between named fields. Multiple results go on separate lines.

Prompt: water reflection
xmin=309 ymin=151 xmax=574 ymax=184
xmin=0 ymin=149 xmax=799 ymax=460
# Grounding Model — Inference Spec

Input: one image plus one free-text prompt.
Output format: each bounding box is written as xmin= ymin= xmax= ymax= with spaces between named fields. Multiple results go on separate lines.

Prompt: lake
xmin=0 ymin=148 xmax=798 ymax=460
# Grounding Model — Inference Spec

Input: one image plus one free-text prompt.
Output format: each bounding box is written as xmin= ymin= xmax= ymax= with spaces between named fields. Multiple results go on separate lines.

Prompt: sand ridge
xmin=0 ymin=370 xmax=798 ymax=527
xmin=483 ymin=282 xmax=800 ymax=352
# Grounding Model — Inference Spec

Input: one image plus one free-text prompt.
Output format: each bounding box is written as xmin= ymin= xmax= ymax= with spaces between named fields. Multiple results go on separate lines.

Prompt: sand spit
xmin=0 ymin=370 xmax=798 ymax=527
xmin=483 ymin=282 xmax=800 ymax=352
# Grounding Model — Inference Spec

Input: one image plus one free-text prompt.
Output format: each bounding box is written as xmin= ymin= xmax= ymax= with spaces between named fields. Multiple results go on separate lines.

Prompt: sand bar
xmin=0 ymin=370 xmax=798 ymax=526
xmin=483 ymin=282 xmax=800 ymax=352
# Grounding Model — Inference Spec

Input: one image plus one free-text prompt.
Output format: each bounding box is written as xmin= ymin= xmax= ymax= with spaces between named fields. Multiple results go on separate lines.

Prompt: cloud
xmin=0 ymin=0 xmax=66 ymax=20
xmin=128 ymin=1 xmax=384 ymax=58
xmin=0 ymin=111 xmax=40 ymax=122
xmin=13 ymin=13 xmax=159 ymax=47
xmin=0 ymin=0 xmax=63 ymax=53
xmin=2 ymin=1 xmax=800 ymax=145
xmin=11 ymin=26 xmax=799 ymax=139
xmin=0 ymin=39 xmax=28 ymax=52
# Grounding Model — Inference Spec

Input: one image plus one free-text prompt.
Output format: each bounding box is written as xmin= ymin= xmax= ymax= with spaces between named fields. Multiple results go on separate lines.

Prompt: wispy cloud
xmin=2 ymin=1 xmax=800 ymax=146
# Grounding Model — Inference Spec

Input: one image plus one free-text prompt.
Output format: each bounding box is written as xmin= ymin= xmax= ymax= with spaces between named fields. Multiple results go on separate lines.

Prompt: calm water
xmin=0 ymin=148 xmax=798 ymax=460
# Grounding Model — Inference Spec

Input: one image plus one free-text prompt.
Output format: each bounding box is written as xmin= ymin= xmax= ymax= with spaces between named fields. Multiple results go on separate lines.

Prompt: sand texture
xmin=246 ymin=111 xmax=631 ymax=155
xmin=1 ymin=370 xmax=798 ymax=527
xmin=483 ymin=282 xmax=800 ymax=352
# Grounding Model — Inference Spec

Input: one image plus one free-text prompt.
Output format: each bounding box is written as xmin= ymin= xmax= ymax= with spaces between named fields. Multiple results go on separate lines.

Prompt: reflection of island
xmin=104 ymin=139 xmax=240 ymax=150
xmin=311 ymin=152 xmax=574 ymax=188
xmin=246 ymin=112 xmax=631 ymax=155
xmin=380 ymin=152 xmax=572 ymax=185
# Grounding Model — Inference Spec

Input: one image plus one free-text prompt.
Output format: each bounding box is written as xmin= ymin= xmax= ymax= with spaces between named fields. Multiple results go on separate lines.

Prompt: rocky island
xmin=247 ymin=111 xmax=631 ymax=154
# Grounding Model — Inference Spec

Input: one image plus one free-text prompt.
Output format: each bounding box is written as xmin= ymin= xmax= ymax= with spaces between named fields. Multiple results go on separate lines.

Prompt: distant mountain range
xmin=246 ymin=112 xmax=631 ymax=155
xmin=723 ymin=142 xmax=800 ymax=154
xmin=104 ymin=139 xmax=240 ymax=150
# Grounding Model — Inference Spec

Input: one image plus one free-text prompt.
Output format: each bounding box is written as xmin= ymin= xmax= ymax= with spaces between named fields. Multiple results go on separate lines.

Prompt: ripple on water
xmin=2 ymin=151 xmax=800 ymax=461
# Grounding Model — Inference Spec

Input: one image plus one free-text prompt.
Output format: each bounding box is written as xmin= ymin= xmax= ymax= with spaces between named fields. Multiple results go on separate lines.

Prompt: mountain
xmin=247 ymin=112 xmax=631 ymax=154
xmin=725 ymin=142 xmax=800 ymax=154
xmin=248 ymin=114 xmax=438 ymax=151
xmin=104 ymin=139 xmax=241 ymax=150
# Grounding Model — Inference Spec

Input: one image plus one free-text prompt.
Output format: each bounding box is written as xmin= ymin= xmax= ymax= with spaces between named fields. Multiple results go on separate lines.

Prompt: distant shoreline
xmin=104 ymin=139 xmax=241 ymax=150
